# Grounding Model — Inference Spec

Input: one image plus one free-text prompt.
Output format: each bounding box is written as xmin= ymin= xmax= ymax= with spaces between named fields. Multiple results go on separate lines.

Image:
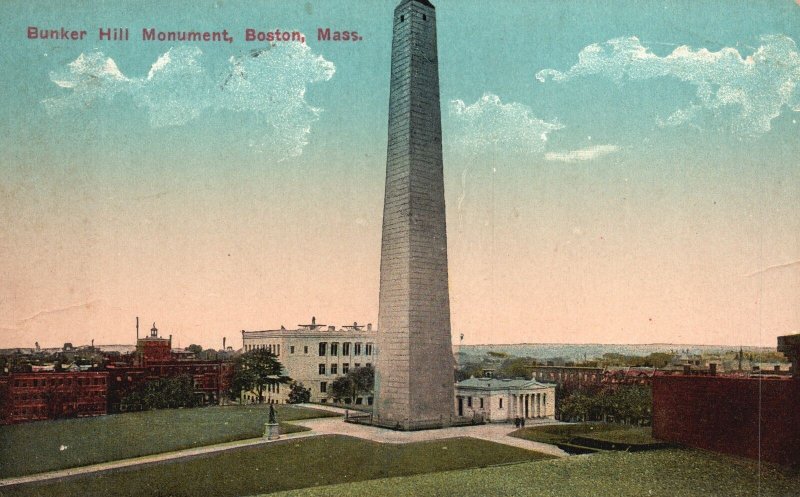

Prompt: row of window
xmin=318 ymin=362 xmax=371 ymax=375
xmin=243 ymin=343 xmax=280 ymax=355
xmin=13 ymin=377 xmax=106 ymax=388
xmin=318 ymin=342 xmax=373 ymax=357
xmin=13 ymin=391 xmax=106 ymax=402
xmin=242 ymin=341 xmax=375 ymax=357
xmin=462 ymin=394 xmax=548 ymax=410
xmin=241 ymin=393 xmax=284 ymax=404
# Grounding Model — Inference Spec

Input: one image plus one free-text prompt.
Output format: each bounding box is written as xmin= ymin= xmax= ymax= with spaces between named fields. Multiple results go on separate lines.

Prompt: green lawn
xmin=268 ymin=448 xmax=800 ymax=497
xmin=513 ymin=422 xmax=657 ymax=444
xmin=0 ymin=404 xmax=336 ymax=478
xmin=584 ymin=426 xmax=658 ymax=445
xmin=0 ymin=436 xmax=553 ymax=497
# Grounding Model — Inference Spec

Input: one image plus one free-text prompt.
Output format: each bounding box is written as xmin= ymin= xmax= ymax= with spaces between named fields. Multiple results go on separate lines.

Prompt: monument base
xmin=264 ymin=422 xmax=280 ymax=440
xmin=349 ymin=413 xmax=483 ymax=431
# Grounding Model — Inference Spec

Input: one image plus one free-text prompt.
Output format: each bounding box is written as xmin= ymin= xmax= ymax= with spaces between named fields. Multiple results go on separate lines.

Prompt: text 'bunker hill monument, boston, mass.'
xmin=373 ymin=0 xmax=455 ymax=430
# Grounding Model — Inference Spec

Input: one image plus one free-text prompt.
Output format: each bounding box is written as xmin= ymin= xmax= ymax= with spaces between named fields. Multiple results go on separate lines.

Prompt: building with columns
xmin=454 ymin=377 xmax=555 ymax=423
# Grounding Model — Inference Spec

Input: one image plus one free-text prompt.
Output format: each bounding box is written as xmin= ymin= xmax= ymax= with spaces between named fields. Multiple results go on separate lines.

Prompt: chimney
xmin=136 ymin=317 xmax=139 ymax=340
xmin=91 ymin=339 xmax=95 ymax=349
xmin=169 ymin=334 xmax=172 ymax=347
xmin=367 ymin=323 xmax=372 ymax=331
xmin=223 ymin=337 xmax=226 ymax=350
xmin=328 ymin=325 xmax=336 ymax=332
xmin=312 ymin=316 xmax=316 ymax=326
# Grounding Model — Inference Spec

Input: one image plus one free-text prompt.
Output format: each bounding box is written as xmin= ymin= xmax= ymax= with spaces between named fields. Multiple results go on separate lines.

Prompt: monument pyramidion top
xmin=398 ymin=0 xmax=435 ymax=8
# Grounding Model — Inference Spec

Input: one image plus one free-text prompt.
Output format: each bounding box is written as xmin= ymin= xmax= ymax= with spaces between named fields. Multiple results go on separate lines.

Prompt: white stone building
xmin=454 ymin=377 xmax=555 ymax=423
xmin=241 ymin=318 xmax=377 ymax=404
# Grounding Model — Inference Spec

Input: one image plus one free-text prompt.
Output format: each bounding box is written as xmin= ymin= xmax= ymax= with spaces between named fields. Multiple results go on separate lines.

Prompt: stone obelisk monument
xmin=373 ymin=0 xmax=454 ymax=430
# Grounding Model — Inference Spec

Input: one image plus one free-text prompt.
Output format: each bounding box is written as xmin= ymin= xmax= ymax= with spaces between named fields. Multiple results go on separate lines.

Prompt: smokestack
xmin=136 ymin=316 xmax=139 ymax=340
xmin=223 ymin=337 xmax=226 ymax=350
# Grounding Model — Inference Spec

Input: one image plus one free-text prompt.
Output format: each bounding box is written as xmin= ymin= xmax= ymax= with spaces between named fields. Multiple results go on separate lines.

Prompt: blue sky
xmin=1 ymin=0 xmax=799 ymax=348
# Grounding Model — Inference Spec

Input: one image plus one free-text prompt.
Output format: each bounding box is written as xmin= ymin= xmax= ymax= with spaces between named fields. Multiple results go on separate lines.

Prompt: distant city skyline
xmin=2 ymin=1 xmax=799 ymax=349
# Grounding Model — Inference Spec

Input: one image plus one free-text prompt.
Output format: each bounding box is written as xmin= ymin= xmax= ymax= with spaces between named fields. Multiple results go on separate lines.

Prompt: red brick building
xmin=105 ymin=324 xmax=234 ymax=411
xmin=652 ymin=335 xmax=800 ymax=467
xmin=0 ymin=371 xmax=108 ymax=424
xmin=529 ymin=366 xmax=604 ymax=386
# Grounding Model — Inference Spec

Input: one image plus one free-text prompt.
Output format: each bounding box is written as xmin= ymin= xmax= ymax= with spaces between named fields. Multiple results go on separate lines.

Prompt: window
xmin=354 ymin=342 xmax=362 ymax=355
xmin=343 ymin=363 xmax=350 ymax=374
xmin=290 ymin=346 xmax=295 ymax=354
xmin=400 ymin=14 xmax=404 ymax=22
xmin=319 ymin=342 xmax=327 ymax=356
xmin=366 ymin=363 xmax=371 ymax=368
xmin=320 ymin=381 xmax=327 ymax=393
xmin=423 ymin=14 xmax=427 ymax=20
xmin=330 ymin=364 xmax=338 ymax=375
xmin=304 ymin=346 xmax=308 ymax=354
xmin=467 ymin=397 xmax=472 ymax=407
xmin=343 ymin=342 xmax=350 ymax=356
xmin=355 ymin=363 xmax=360 ymax=368
xmin=319 ymin=364 xmax=326 ymax=375
xmin=330 ymin=342 xmax=339 ymax=356
xmin=480 ymin=398 xmax=484 ymax=408
xmin=365 ymin=343 xmax=373 ymax=355
xmin=499 ymin=398 xmax=503 ymax=409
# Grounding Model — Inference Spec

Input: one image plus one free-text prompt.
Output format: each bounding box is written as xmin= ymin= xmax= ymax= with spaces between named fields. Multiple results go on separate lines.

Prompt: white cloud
xmin=448 ymin=93 xmax=563 ymax=154
xmin=536 ymin=35 xmax=800 ymax=135
xmin=43 ymin=42 xmax=335 ymax=160
xmin=545 ymin=144 xmax=620 ymax=162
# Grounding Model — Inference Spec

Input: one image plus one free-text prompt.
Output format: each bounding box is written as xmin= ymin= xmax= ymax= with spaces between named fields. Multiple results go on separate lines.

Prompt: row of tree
xmin=120 ymin=375 xmax=201 ymax=410
xmin=556 ymin=383 xmax=652 ymax=425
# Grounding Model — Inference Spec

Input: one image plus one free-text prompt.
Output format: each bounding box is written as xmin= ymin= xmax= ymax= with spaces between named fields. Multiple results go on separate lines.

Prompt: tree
xmin=185 ymin=344 xmax=203 ymax=355
xmin=120 ymin=375 xmax=200 ymax=411
xmin=330 ymin=365 xmax=375 ymax=404
xmin=287 ymin=382 xmax=311 ymax=404
xmin=496 ymin=357 xmax=536 ymax=379
xmin=231 ymin=348 xmax=291 ymax=403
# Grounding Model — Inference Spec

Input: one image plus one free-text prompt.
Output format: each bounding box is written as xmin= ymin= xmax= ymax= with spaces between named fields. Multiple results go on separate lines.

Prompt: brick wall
xmin=652 ymin=375 xmax=800 ymax=467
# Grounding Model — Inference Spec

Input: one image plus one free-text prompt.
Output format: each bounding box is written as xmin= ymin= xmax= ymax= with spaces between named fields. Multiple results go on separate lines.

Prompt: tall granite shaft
xmin=373 ymin=0 xmax=454 ymax=430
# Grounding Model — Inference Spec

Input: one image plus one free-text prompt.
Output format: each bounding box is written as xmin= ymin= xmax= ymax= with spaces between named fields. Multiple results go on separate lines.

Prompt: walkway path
xmin=0 ymin=405 xmax=567 ymax=488
xmin=292 ymin=410 xmax=569 ymax=458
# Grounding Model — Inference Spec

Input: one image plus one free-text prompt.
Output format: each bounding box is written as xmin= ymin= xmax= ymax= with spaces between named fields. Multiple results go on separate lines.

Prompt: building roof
xmin=456 ymin=377 xmax=549 ymax=390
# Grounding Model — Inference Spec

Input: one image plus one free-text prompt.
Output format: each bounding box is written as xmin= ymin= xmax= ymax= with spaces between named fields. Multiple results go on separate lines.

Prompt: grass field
xmin=511 ymin=422 xmax=656 ymax=446
xmin=0 ymin=404 xmax=336 ymax=478
xmin=0 ymin=435 xmax=554 ymax=497
xmin=268 ymin=448 xmax=800 ymax=497
xmin=584 ymin=426 xmax=658 ymax=445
